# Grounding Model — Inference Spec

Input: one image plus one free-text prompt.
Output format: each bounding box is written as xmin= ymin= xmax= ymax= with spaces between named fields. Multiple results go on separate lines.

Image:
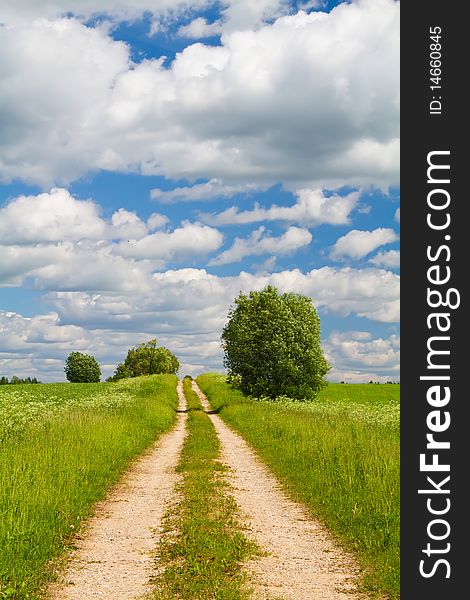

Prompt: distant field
xmin=196 ymin=374 xmax=400 ymax=599
xmin=0 ymin=375 xmax=178 ymax=599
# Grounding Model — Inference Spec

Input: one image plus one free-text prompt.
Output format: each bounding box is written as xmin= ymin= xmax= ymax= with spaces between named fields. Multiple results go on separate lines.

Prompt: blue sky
xmin=0 ymin=0 xmax=400 ymax=382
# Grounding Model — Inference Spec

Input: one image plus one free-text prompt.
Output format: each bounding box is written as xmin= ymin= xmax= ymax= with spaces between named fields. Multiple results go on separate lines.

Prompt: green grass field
xmin=196 ymin=374 xmax=400 ymax=599
xmin=0 ymin=375 xmax=178 ymax=599
xmin=153 ymin=377 xmax=258 ymax=599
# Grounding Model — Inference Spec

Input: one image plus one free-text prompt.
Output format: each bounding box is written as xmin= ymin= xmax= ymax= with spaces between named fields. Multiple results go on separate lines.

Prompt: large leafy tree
xmin=109 ymin=339 xmax=179 ymax=381
xmin=221 ymin=285 xmax=329 ymax=399
xmin=64 ymin=352 xmax=101 ymax=383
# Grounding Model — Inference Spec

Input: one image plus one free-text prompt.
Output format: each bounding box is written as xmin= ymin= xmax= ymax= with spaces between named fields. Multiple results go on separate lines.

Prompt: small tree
xmin=109 ymin=339 xmax=179 ymax=381
xmin=221 ymin=285 xmax=329 ymax=400
xmin=65 ymin=352 xmax=101 ymax=383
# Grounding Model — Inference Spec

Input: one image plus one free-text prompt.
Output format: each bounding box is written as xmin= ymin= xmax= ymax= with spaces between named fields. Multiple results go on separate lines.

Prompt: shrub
xmin=109 ymin=339 xmax=179 ymax=381
xmin=64 ymin=352 xmax=101 ymax=383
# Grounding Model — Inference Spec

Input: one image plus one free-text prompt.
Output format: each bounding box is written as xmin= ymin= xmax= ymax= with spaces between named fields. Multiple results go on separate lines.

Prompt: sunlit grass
xmin=0 ymin=375 xmax=178 ymax=599
xmin=197 ymin=374 xmax=400 ymax=599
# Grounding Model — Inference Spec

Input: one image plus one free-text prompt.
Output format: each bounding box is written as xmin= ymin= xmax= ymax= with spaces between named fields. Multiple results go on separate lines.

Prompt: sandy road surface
xmin=192 ymin=380 xmax=364 ymax=600
xmin=48 ymin=381 xmax=187 ymax=600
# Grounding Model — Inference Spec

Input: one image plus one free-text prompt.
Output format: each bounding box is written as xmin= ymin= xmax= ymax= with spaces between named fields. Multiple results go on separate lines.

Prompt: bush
xmin=221 ymin=285 xmax=329 ymax=399
xmin=109 ymin=339 xmax=179 ymax=381
xmin=64 ymin=352 xmax=101 ymax=383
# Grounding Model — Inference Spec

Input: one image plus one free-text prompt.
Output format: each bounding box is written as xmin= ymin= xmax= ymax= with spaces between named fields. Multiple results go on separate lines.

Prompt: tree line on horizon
xmin=0 ymin=376 xmax=42 ymax=385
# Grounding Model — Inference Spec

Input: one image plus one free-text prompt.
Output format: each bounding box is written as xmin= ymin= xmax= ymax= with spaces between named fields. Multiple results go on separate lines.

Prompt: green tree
xmin=107 ymin=362 xmax=132 ymax=382
xmin=110 ymin=339 xmax=179 ymax=381
xmin=64 ymin=352 xmax=101 ymax=383
xmin=221 ymin=285 xmax=329 ymax=400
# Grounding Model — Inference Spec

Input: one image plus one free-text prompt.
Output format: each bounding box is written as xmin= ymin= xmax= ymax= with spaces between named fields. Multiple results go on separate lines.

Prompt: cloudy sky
xmin=0 ymin=0 xmax=399 ymax=383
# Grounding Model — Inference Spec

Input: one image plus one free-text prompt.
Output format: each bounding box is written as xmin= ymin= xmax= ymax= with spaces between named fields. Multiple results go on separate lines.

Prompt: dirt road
xmin=49 ymin=379 xmax=364 ymax=599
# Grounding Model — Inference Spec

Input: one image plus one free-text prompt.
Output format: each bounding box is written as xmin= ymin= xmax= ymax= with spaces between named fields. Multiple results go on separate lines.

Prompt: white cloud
xmin=324 ymin=330 xmax=400 ymax=381
xmin=200 ymin=189 xmax=359 ymax=226
xmin=0 ymin=1 xmax=288 ymax=35
xmin=209 ymin=226 xmax=312 ymax=266
xmin=147 ymin=212 xmax=170 ymax=230
xmin=326 ymin=369 xmax=398 ymax=384
xmin=178 ymin=0 xmax=291 ymax=38
xmin=252 ymin=256 xmax=277 ymax=274
xmin=0 ymin=189 xmax=222 ymax=289
xmin=369 ymin=249 xmax=400 ymax=269
xmin=0 ymin=245 xmax=66 ymax=286
xmin=0 ymin=0 xmax=399 ymax=188
xmin=116 ymin=222 xmax=223 ymax=261
xmin=150 ymin=179 xmax=265 ymax=203
xmin=330 ymin=227 xmax=398 ymax=260
xmin=110 ymin=208 xmax=149 ymax=240
xmin=395 ymin=207 xmax=400 ymax=223
xmin=0 ymin=1 xmax=209 ymax=26
xmin=0 ymin=188 xmax=171 ymax=246
xmin=0 ymin=188 xmax=107 ymax=243
xmin=177 ymin=17 xmax=223 ymax=39
xmin=47 ymin=265 xmax=400 ymax=332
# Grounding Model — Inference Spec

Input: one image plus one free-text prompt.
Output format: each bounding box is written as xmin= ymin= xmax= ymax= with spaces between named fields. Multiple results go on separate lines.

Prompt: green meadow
xmin=0 ymin=375 xmax=178 ymax=599
xmin=197 ymin=374 xmax=400 ymax=599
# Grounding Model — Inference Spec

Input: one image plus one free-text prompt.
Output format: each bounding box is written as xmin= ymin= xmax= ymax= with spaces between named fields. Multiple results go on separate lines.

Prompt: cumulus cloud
xmin=0 ymin=188 xmax=166 ymax=246
xmin=147 ymin=212 xmax=170 ymax=230
xmin=369 ymin=249 xmax=400 ymax=269
xmin=0 ymin=188 xmax=107 ymax=244
xmin=150 ymin=179 xmax=265 ymax=203
xmin=0 ymin=0 xmax=399 ymax=188
xmin=178 ymin=0 xmax=290 ymax=37
xmin=116 ymin=222 xmax=223 ymax=261
xmin=1 ymin=1 xmax=289 ymax=35
xmin=0 ymin=245 xmax=66 ymax=287
xmin=330 ymin=228 xmax=398 ymax=261
xmin=48 ymin=265 xmax=400 ymax=331
xmin=209 ymin=225 xmax=311 ymax=265
xmin=324 ymin=330 xmax=400 ymax=381
xmin=200 ymin=189 xmax=359 ymax=226
xmin=395 ymin=207 xmax=400 ymax=223
xmin=0 ymin=1 xmax=209 ymax=26
xmin=177 ymin=17 xmax=223 ymax=39
xmin=0 ymin=189 xmax=222 ymax=289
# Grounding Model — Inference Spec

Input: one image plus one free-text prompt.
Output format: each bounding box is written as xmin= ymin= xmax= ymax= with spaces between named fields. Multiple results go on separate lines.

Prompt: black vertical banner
xmin=401 ymin=2 xmax=467 ymax=598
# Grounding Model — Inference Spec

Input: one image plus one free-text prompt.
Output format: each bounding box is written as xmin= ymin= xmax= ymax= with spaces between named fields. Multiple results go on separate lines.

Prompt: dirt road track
xmin=48 ymin=382 xmax=187 ymax=600
xmin=49 ymin=379 xmax=365 ymax=599
xmin=192 ymin=380 xmax=364 ymax=600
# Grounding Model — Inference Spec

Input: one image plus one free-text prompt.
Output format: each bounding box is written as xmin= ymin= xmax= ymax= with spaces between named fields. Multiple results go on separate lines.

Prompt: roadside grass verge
xmin=0 ymin=375 xmax=178 ymax=600
xmin=152 ymin=377 xmax=258 ymax=599
xmin=196 ymin=373 xmax=400 ymax=600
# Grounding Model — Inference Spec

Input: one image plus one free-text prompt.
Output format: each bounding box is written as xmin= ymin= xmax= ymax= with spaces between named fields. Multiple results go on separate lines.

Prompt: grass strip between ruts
xmin=152 ymin=377 xmax=259 ymax=599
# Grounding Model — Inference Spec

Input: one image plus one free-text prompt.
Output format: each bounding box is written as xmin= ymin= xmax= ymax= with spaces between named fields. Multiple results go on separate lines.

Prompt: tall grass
xmin=197 ymin=373 xmax=400 ymax=599
xmin=153 ymin=377 xmax=258 ymax=599
xmin=0 ymin=375 xmax=178 ymax=599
